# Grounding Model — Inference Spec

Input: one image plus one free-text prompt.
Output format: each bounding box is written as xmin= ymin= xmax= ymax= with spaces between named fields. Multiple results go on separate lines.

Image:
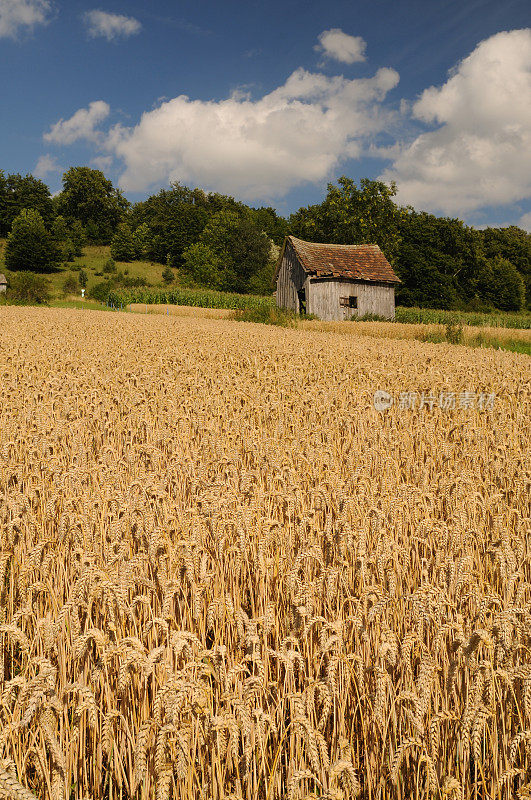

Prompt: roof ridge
xmin=289 ymin=236 xmax=380 ymax=249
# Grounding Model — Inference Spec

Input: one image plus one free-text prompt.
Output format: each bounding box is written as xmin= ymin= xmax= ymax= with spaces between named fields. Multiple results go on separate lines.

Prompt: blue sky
xmin=0 ymin=0 xmax=530 ymax=228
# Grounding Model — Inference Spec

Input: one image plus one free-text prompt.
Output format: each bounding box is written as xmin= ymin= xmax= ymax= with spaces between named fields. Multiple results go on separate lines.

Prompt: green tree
xmin=250 ymin=206 xmax=289 ymax=247
xmin=133 ymin=222 xmax=150 ymax=259
xmin=396 ymin=210 xmax=485 ymax=308
xmin=55 ymin=167 xmax=129 ymax=244
xmin=0 ymin=171 xmax=8 ymax=235
xmin=78 ymin=269 xmax=88 ymax=289
xmin=51 ymin=216 xmax=86 ymax=260
xmin=130 ymin=182 xmax=256 ymax=267
xmin=131 ymin=184 xmax=210 ymax=265
xmin=182 ymin=243 xmax=225 ymax=289
xmin=479 ymin=226 xmax=531 ymax=309
xmin=289 ymin=177 xmax=402 ymax=263
xmin=5 ymin=209 xmax=61 ymax=273
xmin=192 ymin=210 xmax=272 ymax=293
xmin=0 ymin=172 xmax=54 ymax=236
xmin=247 ymin=261 xmax=276 ymax=295
xmin=110 ymin=222 xmax=138 ymax=261
xmin=162 ymin=265 xmax=174 ymax=284
xmin=480 ymin=257 xmax=525 ymax=311
xmin=70 ymin=220 xmax=86 ymax=256
xmin=51 ymin=215 xmax=70 ymax=241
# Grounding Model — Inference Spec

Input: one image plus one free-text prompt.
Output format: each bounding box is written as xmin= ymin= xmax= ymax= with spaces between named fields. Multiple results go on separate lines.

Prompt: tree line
xmin=1 ymin=167 xmax=529 ymax=311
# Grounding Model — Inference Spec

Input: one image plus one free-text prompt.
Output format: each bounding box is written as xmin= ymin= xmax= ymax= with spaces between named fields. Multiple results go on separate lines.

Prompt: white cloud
xmin=519 ymin=211 xmax=531 ymax=232
xmin=381 ymin=29 xmax=531 ymax=215
xmin=0 ymin=0 xmax=51 ymax=38
xmin=91 ymin=155 xmax=114 ymax=171
xmin=315 ymin=28 xmax=366 ymax=64
xmin=34 ymin=154 xmax=61 ymax=178
xmin=83 ymin=9 xmax=141 ymax=41
xmin=102 ymin=66 xmax=398 ymax=197
xmin=44 ymin=101 xmax=110 ymax=145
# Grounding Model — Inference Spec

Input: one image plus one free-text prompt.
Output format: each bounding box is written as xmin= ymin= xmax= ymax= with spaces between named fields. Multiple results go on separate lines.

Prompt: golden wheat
xmin=0 ymin=305 xmax=529 ymax=799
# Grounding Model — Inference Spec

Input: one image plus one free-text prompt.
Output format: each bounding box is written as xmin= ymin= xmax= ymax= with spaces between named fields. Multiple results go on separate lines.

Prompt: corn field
xmin=0 ymin=306 xmax=530 ymax=800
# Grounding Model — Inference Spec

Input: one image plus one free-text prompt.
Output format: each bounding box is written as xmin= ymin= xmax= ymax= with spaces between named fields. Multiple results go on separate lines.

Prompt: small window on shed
xmin=340 ymin=296 xmax=357 ymax=308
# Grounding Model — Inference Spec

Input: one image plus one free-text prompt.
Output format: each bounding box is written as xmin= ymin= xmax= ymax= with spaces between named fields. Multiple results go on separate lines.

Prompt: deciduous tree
xmin=55 ymin=167 xmax=129 ymax=244
xmin=5 ymin=209 xmax=61 ymax=273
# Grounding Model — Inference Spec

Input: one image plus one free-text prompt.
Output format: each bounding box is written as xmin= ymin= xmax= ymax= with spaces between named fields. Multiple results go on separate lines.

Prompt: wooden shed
xmin=274 ymin=236 xmax=400 ymax=321
xmin=0 ymin=274 xmax=6 ymax=294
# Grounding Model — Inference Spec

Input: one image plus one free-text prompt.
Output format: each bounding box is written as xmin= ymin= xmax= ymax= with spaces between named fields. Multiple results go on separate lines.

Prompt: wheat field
xmin=0 ymin=306 xmax=530 ymax=800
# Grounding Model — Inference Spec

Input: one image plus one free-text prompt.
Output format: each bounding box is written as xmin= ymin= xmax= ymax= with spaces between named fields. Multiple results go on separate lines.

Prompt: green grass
xmin=229 ymin=306 xmax=297 ymax=327
xmin=395 ymin=306 xmax=531 ymax=329
xmin=50 ymin=299 xmax=108 ymax=311
xmin=0 ymin=241 xmax=172 ymax=300
xmin=466 ymin=332 xmax=531 ymax=355
xmin=420 ymin=329 xmax=530 ymax=355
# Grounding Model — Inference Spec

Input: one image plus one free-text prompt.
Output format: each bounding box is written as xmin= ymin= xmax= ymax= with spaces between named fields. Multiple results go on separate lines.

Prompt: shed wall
xmin=356 ymin=282 xmax=395 ymax=319
xmin=307 ymin=279 xmax=395 ymax=321
xmin=275 ymin=243 xmax=307 ymax=312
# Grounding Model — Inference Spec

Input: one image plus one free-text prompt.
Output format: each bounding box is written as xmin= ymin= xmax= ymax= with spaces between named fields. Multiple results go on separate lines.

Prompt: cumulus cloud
xmin=519 ymin=211 xmax=531 ymax=232
xmin=315 ymin=28 xmax=366 ymax=64
xmin=44 ymin=101 xmax=110 ymax=145
xmin=0 ymin=0 xmax=52 ymax=38
xmin=34 ymin=154 xmax=61 ymax=178
xmin=91 ymin=155 xmax=114 ymax=171
xmin=83 ymin=9 xmax=141 ymax=41
xmin=102 ymin=66 xmax=398 ymax=197
xmin=381 ymin=29 xmax=531 ymax=215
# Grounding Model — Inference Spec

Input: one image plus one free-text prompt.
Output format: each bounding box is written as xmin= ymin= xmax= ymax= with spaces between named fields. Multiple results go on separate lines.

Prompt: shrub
xmin=445 ymin=322 xmax=463 ymax=344
xmin=230 ymin=306 xmax=297 ymax=327
xmin=103 ymin=259 xmax=117 ymax=274
xmin=61 ymin=274 xmax=79 ymax=297
xmin=162 ymin=266 xmax=174 ymax=284
xmin=6 ymin=272 xmax=51 ymax=304
xmin=121 ymin=276 xmax=147 ymax=288
xmin=350 ymin=312 xmax=388 ymax=322
xmin=88 ymin=280 xmax=115 ymax=303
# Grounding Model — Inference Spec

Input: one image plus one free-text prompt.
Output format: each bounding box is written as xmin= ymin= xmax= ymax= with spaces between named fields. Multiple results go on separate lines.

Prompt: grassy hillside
xmin=0 ymin=240 xmax=173 ymax=301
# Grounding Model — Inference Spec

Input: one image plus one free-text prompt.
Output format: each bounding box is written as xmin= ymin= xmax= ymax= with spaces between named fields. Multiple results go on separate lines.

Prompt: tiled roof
xmin=284 ymin=236 xmax=400 ymax=283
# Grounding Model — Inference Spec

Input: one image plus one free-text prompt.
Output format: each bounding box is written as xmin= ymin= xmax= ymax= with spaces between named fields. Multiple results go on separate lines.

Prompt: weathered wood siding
xmin=307 ymin=279 xmax=395 ymax=321
xmin=356 ymin=281 xmax=395 ymax=319
xmin=275 ymin=242 xmax=307 ymax=312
